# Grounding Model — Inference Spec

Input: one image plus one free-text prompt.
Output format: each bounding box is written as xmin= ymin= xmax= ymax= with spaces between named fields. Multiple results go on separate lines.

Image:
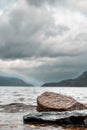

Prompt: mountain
xmin=42 ymin=71 xmax=87 ymax=87
xmin=0 ymin=76 xmax=33 ymax=86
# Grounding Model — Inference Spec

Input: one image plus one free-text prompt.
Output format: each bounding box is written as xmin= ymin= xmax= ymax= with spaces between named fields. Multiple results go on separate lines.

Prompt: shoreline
xmin=0 ymin=103 xmax=86 ymax=130
xmin=0 ymin=87 xmax=87 ymax=129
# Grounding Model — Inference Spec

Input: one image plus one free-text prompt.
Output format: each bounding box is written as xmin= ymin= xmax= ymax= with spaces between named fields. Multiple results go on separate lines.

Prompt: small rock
xmin=0 ymin=103 xmax=36 ymax=113
xmin=37 ymin=92 xmax=87 ymax=112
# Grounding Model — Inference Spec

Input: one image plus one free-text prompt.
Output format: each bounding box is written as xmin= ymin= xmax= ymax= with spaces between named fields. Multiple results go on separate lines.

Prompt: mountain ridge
xmin=0 ymin=75 xmax=33 ymax=86
xmin=42 ymin=71 xmax=87 ymax=87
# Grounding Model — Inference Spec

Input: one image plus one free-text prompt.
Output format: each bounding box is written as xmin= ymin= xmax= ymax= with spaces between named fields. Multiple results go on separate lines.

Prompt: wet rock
xmin=37 ymin=92 xmax=87 ymax=112
xmin=0 ymin=103 xmax=36 ymax=113
xmin=23 ymin=110 xmax=87 ymax=127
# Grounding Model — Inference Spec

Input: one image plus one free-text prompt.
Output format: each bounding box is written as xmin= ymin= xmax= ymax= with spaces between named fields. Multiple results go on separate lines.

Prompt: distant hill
xmin=42 ymin=71 xmax=87 ymax=87
xmin=0 ymin=76 xmax=33 ymax=86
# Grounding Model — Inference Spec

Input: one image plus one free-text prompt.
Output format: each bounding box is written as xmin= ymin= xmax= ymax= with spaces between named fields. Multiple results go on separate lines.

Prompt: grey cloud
xmin=0 ymin=38 xmax=78 ymax=60
xmin=0 ymin=6 xmax=50 ymax=59
xmin=0 ymin=42 xmax=38 ymax=59
xmin=73 ymin=33 xmax=87 ymax=42
xmin=26 ymin=0 xmax=59 ymax=7
xmin=44 ymin=25 xmax=70 ymax=37
xmin=27 ymin=0 xmax=87 ymax=15
xmin=14 ymin=55 xmax=87 ymax=84
xmin=0 ymin=3 xmax=71 ymax=59
xmin=0 ymin=0 xmax=86 ymax=86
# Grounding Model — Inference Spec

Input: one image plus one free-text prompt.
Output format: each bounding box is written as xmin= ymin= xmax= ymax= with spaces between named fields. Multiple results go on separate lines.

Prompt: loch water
xmin=0 ymin=87 xmax=87 ymax=130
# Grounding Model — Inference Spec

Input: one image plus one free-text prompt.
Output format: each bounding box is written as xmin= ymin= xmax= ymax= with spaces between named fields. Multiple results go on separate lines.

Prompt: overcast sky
xmin=0 ymin=0 xmax=87 ymax=85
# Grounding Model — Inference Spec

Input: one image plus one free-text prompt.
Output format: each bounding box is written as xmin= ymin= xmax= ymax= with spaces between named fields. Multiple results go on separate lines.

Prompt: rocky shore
xmin=23 ymin=92 xmax=87 ymax=129
xmin=0 ymin=91 xmax=87 ymax=130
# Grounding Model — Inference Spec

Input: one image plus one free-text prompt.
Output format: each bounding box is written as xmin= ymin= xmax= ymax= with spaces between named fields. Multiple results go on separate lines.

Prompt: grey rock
xmin=23 ymin=110 xmax=87 ymax=127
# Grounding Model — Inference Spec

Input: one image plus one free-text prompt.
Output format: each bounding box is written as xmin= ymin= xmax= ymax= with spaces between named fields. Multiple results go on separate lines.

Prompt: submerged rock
xmin=23 ymin=110 xmax=87 ymax=127
xmin=37 ymin=92 xmax=87 ymax=112
xmin=0 ymin=103 xmax=36 ymax=113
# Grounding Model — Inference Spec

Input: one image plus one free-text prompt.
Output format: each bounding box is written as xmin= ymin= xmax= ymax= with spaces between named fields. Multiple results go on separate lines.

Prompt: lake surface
xmin=0 ymin=87 xmax=87 ymax=130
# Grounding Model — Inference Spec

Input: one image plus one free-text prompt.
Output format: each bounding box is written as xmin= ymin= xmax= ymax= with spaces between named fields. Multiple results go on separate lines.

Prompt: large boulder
xmin=23 ymin=110 xmax=87 ymax=127
xmin=37 ymin=92 xmax=87 ymax=112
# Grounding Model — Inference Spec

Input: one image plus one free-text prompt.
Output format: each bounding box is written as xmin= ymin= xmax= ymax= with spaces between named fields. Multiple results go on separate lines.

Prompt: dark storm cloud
xmin=0 ymin=0 xmax=86 ymax=60
xmin=0 ymin=42 xmax=39 ymax=59
xmin=0 ymin=0 xmax=87 ymax=85
xmin=0 ymin=2 xmax=71 ymax=59
xmin=14 ymin=55 xmax=87 ymax=84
